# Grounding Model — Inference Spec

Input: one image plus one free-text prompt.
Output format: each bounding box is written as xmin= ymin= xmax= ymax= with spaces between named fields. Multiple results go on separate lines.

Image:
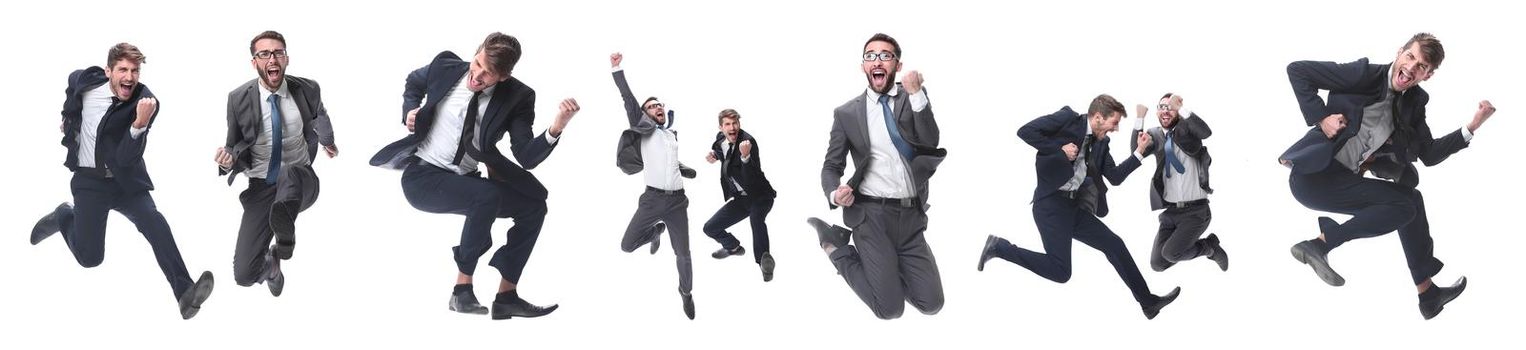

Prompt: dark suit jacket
xmin=821 ymin=84 xmax=947 ymax=226
xmin=1280 ymin=58 xmax=1469 ymax=188
xmin=370 ymin=51 xmax=557 ymax=200
xmin=1131 ymin=113 xmax=1213 ymax=210
xmin=219 ymin=76 xmax=337 ymax=185
xmin=611 ymin=70 xmax=693 ymax=177
xmin=1018 ymin=106 xmax=1142 ymax=218
xmin=710 ymin=130 xmax=776 ymax=200
xmin=59 ymin=66 xmax=160 ymax=194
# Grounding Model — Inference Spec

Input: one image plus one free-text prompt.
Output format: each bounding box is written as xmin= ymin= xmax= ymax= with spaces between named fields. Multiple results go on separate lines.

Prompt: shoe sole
xmin=761 ymin=256 xmax=776 ymax=282
xmin=1291 ymin=245 xmax=1345 ymax=286
xmin=181 ymin=272 xmax=216 ymax=320
xmin=492 ymin=304 xmax=558 ymax=320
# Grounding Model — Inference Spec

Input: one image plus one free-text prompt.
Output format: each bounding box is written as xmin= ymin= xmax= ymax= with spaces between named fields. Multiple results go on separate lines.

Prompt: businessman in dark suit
xmin=702 ymin=109 xmax=778 ymax=282
xmin=806 ymin=33 xmax=947 ymax=320
xmin=29 ymin=43 xmax=215 ymax=319
xmin=1279 ymin=33 xmax=1495 ymax=319
xmin=214 ymin=31 xmax=338 ymax=297
xmin=609 ymin=52 xmax=700 ymax=320
xmin=370 ymin=32 xmax=580 ymax=320
xmin=1128 ymin=94 xmax=1228 ymax=272
xmin=977 ymin=94 xmax=1182 ymax=320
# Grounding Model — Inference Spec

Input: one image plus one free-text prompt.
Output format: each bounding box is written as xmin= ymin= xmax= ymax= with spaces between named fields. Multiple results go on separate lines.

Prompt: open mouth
xmin=1395 ymin=69 xmax=1414 ymax=87
xmin=117 ymin=81 xmax=134 ymax=97
xmin=870 ymin=68 xmax=888 ymax=87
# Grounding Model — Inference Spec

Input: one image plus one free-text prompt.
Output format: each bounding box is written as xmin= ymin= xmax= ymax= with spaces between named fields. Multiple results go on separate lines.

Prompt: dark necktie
xmin=99 ymin=97 xmax=122 ymax=170
xmin=266 ymin=94 xmax=283 ymax=184
xmin=1163 ymin=132 xmax=1185 ymax=178
xmin=453 ymin=91 xmax=483 ymax=165
xmin=878 ymin=94 xmax=914 ymax=160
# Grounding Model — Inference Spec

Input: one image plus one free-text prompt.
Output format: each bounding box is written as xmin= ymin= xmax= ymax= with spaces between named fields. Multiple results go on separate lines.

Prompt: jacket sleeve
xmin=402 ymin=64 xmax=429 ymax=125
xmin=1018 ymin=108 xmax=1072 ymax=155
xmin=821 ymin=114 xmax=849 ymax=208
xmin=613 ymin=70 xmax=644 ymax=127
xmin=1287 ymin=58 xmax=1372 ymax=126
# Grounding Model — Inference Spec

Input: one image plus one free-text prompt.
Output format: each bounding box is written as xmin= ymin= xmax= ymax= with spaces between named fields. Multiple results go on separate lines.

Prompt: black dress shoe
xmin=265 ymin=248 xmax=285 ymax=297
xmin=178 ymin=271 xmax=216 ymax=320
xmin=649 ymin=223 xmax=666 ymax=255
xmin=448 ymin=290 xmax=489 ymax=315
xmin=1205 ymin=233 xmax=1229 ymax=272
xmin=711 ymin=245 xmax=745 ymax=259
xmin=269 ymin=201 xmax=298 ymax=260
xmin=760 ymin=252 xmax=776 ymax=282
xmin=1141 ymin=286 xmax=1181 ymax=320
xmin=681 ymin=293 xmax=695 ymax=320
xmin=491 ymin=296 xmax=559 ymax=320
xmin=30 ymin=202 xmax=71 ymax=245
xmin=978 ymin=234 xmax=1002 ymax=272
xmin=1290 ymin=240 xmax=1344 ymax=286
xmin=1419 ymin=276 xmax=1467 ymax=320
xmin=806 ymin=217 xmax=849 ymax=249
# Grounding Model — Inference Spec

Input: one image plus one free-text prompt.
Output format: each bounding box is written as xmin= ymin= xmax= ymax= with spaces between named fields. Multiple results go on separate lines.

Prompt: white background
xmin=2 ymin=0 xmax=1520 ymax=348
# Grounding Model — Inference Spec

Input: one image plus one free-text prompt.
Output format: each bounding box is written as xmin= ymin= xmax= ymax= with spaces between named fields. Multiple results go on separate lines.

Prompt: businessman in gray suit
xmin=1128 ymin=94 xmax=1228 ymax=273
xmin=807 ymin=33 xmax=947 ymax=320
xmin=214 ymin=31 xmax=338 ymax=297
xmin=610 ymin=52 xmax=699 ymax=320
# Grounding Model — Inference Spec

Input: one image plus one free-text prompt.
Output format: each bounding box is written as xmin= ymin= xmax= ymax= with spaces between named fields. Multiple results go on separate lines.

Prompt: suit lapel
xmin=852 ymin=93 xmax=871 ymax=150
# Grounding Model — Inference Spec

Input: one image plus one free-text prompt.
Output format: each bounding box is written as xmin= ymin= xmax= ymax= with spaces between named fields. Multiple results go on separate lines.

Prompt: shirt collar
xmin=259 ymin=78 xmax=290 ymax=102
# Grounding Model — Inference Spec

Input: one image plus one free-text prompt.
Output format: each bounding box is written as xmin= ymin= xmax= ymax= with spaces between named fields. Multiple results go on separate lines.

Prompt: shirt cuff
xmin=1133 ymin=115 xmax=1145 ymax=131
xmin=1460 ymin=125 xmax=1473 ymax=143
xmin=740 ymin=155 xmax=751 ymax=163
xmin=612 ymin=66 xmax=623 ymax=73
xmin=909 ymin=89 xmax=929 ymax=112
xmin=1133 ymin=151 xmax=1145 ymax=161
xmin=544 ymin=130 xmax=560 ymax=145
xmin=129 ymin=126 xmax=148 ymax=139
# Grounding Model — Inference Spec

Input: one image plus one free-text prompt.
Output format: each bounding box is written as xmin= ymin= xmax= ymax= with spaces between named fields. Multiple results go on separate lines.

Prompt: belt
xmin=858 ymin=194 xmax=917 ymax=208
xmin=77 ymin=167 xmax=114 ymax=179
xmin=1164 ymin=198 xmax=1209 ymax=209
xmin=646 ymin=186 xmax=685 ymax=195
xmin=1056 ymin=190 xmax=1079 ymax=199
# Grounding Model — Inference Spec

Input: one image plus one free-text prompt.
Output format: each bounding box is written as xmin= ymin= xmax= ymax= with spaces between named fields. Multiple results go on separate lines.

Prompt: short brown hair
xmin=478 ymin=32 xmax=522 ymax=76
xmin=249 ymin=30 xmax=287 ymax=56
xmin=106 ymin=43 xmax=146 ymax=68
xmin=864 ymin=33 xmax=901 ymax=59
xmin=1402 ymin=32 xmax=1444 ymax=70
xmin=1088 ymin=94 xmax=1126 ymax=119
xmin=717 ymin=109 xmax=741 ymax=124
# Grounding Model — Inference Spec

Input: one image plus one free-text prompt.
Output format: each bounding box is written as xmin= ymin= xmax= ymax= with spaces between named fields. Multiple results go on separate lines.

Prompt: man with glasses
xmin=610 ymin=52 xmax=699 ymax=320
xmin=978 ymin=94 xmax=1182 ymax=320
xmin=371 ymin=32 xmax=580 ymax=320
xmin=1280 ymin=33 xmax=1496 ymax=319
xmin=213 ymin=31 xmax=338 ymax=297
xmin=1127 ymin=94 xmax=1228 ymax=273
xmin=29 ymin=42 xmax=216 ymax=319
xmin=806 ymin=33 xmax=946 ymax=320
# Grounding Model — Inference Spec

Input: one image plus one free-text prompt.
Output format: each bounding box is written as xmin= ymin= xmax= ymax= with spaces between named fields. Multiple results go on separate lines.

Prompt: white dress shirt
xmin=77 ymin=83 xmax=146 ymax=168
xmin=857 ymin=86 xmax=928 ymax=199
xmin=248 ymin=79 xmax=309 ymax=179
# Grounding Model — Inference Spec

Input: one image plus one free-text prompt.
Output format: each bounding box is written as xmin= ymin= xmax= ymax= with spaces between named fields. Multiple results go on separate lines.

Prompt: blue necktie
xmin=1163 ymin=132 xmax=1185 ymax=178
xmin=266 ymin=94 xmax=283 ymax=185
xmin=878 ymin=95 xmax=913 ymax=160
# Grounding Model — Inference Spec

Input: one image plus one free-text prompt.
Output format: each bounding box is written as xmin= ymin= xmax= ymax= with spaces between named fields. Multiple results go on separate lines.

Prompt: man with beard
xmin=1127 ymin=94 xmax=1228 ymax=273
xmin=702 ymin=109 xmax=777 ymax=282
xmin=29 ymin=42 xmax=216 ymax=319
xmin=806 ymin=33 xmax=946 ymax=320
xmin=371 ymin=32 xmax=580 ymax=320
xmin=214 ymin=31 xmax=339 ymax=297
xmin=1279 ymin=33 xmax=1496 ymax=319
xmin=978 ymin=94 xmax=1182 ymax=320
xmin=610 ymin=52 xmax=700 ymax=320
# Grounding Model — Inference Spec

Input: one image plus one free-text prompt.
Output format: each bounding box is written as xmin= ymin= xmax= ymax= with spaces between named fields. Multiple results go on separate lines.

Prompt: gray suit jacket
xmin=821 ymin=84 xmax=946 ymax=226
xmin=1130 ymin=113 xmax=1213 ymax=210
xmin=612 ymin=70 xmax=694 ymax=177
xmin=220 ymin=76 xmax=336 ymax=185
